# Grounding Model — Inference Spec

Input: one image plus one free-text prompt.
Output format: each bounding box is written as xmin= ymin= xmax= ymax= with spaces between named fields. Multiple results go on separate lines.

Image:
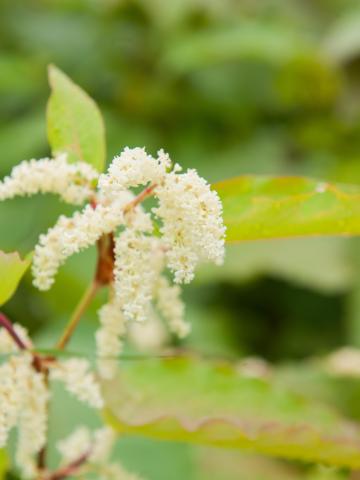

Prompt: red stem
xmin=45 ymin=449 xmax=91 ymax=480
xmin=0 ymin=312 xmax=29 ymax=350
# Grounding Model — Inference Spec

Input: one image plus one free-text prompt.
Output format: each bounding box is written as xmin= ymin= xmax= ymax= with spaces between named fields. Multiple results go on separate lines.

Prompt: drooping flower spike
xmin=57 ymin=426 xmax=143 ymax=479
xmin=0 ymin=154 xmax=98 ymax=205
xmin=0 ymin=324 xmax=102 ymax=478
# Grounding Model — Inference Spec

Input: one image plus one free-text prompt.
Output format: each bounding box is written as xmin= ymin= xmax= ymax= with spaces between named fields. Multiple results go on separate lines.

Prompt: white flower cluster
xmin=0 ymin=147 xmax=225 ymax=364
xmin=0 ymin=154 xmax=98 ymax=205
xmin=326 ymin=347 xmax=360 ymax=377
xmin=50 ymin=358 xmax=103 ymax=409
xmin=0 ymin=326 xmax=104 ymax=478
xmin=96 ymin=299 xmax=127 ymax=379
xmin=154 ymin=167 xmax=225 ymax=283
xmin=0 ymin=327 xmax=48 ymax=478
xmin=57 ymin=426 xmax=143 ymax=479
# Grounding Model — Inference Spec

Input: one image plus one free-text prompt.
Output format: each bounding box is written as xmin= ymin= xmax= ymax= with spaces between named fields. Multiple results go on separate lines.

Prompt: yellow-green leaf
xmin=103 ymin=357 xmax=360 ymax=468
xmin=47 ymin=64 xmax=106 ymax=172
xmin=0 ymin=450 xmax=8 ymax=479
xmin=0 ymin=251 xmax=31 ymax=306
xmin=214 ymin=175 xmax=360 ymax=242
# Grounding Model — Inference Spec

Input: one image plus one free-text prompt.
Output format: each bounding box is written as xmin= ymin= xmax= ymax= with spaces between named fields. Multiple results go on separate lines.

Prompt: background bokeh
xmin=2 ymin=1 xmax=360 ymax=478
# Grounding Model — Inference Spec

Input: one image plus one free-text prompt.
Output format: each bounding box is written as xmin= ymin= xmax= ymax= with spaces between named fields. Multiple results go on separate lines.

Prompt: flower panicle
xmin=0 ymin=146 xmax=225 ymax=378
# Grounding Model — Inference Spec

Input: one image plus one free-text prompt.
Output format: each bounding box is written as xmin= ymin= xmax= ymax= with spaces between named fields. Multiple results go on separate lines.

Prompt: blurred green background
xmin=3 ymin=0 xmax=360 ymax=478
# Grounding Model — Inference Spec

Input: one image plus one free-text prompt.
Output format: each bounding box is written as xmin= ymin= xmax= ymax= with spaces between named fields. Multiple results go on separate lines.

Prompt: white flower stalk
xmin=90 ymin=427 xmax=117 ymax=463
xmin=16 ymin=364 xmax=49 ymax=479
xmin=57 ymin=426 xmax=142 ymax=479
xmin=0 ymin=358 xmax=23 ymax=448
xmin=155 ymin=276 xmax=190 ymax=338
xmin=0 ymin=154 xmax=98 ymax=205
xmin=114 ymin=231 xmax=163 ymax=322
xmin=32 ymin=190 xmax=152 ymax=290
xmin=0 ymin=335 xmax=49 ymax=479
xmin=128 ymin=307 xmax=168 ymax=352
xmin=0 ymin=323 xmax=32 ymax=353
xmin=0 ymin=324 xmax=42 ymax=457
xmin=57 ymin=426 xmax=92 ymax=465
xmin=32 ymin=202 xmax=122 ymax=290
xmin=98 ymin=147 xmax=171 ymax=202
xmin=50 ymin=358 xmax=103 ymax=409
xmin=326 ymin=347 xmax=360 ymax=377
xmin=96 ymin=300 xmax=126 ymax=379
xmin=154 ymin=168 xmax=225 ymax=283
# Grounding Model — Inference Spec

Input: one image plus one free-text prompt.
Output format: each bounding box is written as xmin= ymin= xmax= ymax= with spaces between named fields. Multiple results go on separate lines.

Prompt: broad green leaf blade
xmin=0 ymin=251 xmax=31 ymax=306
xmin=47 ymin=64 xmax=106 ymax=172
xmin=323 ymin=9 xmax=360 ymax=64
xmin=214 ymin=175 xmax=360 ymax=242
xmin=103 ymin=357 xmax=360 ymax=468
xmin=0 ymin=450 xmax=8 ymax=479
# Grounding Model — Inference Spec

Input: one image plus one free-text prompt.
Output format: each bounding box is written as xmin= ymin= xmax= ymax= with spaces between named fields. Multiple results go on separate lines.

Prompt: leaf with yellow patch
xmin=214 ymin=175 xmax=360 ymax=242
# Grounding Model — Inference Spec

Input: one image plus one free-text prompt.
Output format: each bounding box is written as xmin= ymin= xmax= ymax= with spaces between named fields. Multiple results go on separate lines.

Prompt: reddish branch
xmin=43 ymin=449 xmax=91 ymax=480
xmin=95 ymin=233 xmax=115 ymax=285
xmin=94 ymin=183 xmax=157 ymax=286
xmin=123 ymin=183 xmax=157 ymax=214
xmin=0 ymin=312 xmax=30 ymax=350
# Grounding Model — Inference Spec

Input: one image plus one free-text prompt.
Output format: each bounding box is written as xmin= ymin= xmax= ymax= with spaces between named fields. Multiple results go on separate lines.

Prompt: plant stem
xmin=37 ymin=370 xmax=49 ymax=473
xmin=123 ymin=183 xmax=157 ymax=214
xmin=0 ymin=312 xmax=29 ymax=350
xmin=56 ymin=281 xmax=99 ymax=350
xmin=44 ymin=449 xmax=91 ymax=480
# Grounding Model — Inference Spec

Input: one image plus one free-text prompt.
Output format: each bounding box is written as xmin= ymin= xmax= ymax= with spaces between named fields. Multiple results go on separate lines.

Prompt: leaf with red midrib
xmin=103 ymin=356 xmax=360 ymax=468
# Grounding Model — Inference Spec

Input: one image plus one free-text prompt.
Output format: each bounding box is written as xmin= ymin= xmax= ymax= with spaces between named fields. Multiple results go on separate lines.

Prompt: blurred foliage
xmin=3 ymin=0 xmax=360 ymax=478
xmin=103 ymin=356 xmax=360 ymax=468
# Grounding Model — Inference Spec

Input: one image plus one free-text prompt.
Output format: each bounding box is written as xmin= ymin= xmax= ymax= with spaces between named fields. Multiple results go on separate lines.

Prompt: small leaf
xmin=47 ymin=64 xmax=106 ymax=172
xmin=0 ymin=251 xmax=31 ymax=306
xmin=103 ymin=357 xmax=360 ymax=468
xmin=214 ymin=175 xmax=360 ymax=242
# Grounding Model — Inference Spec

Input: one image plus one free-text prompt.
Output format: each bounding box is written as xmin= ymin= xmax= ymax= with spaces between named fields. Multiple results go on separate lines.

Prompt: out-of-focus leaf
xmin=0 ymin=251 xmax=31 ymax=306
xmin=0 ymin=450 xmax=8 ymax=479
xmin=323 ymin=10 xmax=360 ymax=63
xmin=47 ymin=64 xmax=106 ymax=171
xmin=163 ymin=23 xmax=314 ymax=73
xmin=195 ymin=448 xmax=304 ymax=480
xmin=214 ymin=175 xmax=360 ymax=242
xmin=198 ymin=238 xmax=352 ymax=293
xmin=306 ymin=466 xmax=348 ymax=480
xmin=103 ymin=356 xmax=360 ymax=467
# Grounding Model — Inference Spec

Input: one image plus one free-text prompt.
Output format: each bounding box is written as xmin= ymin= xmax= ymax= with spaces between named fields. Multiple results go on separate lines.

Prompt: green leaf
xmin=0 ymin=251 xmax=31 ymax=306
xmin=323 ymin=9 xmax=360 ymax=64
xmin=103 ymin=356 xmax=360 ymax=468
xmin=0 ymin=450 xmax=8 ymax=479
xmin=214 ymin=175 xmax=360 ymax=242
xmin=47 ymin=64 xmax=106 ymax=172
xmin=198 ymin=238 xmax=352 ymax=294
